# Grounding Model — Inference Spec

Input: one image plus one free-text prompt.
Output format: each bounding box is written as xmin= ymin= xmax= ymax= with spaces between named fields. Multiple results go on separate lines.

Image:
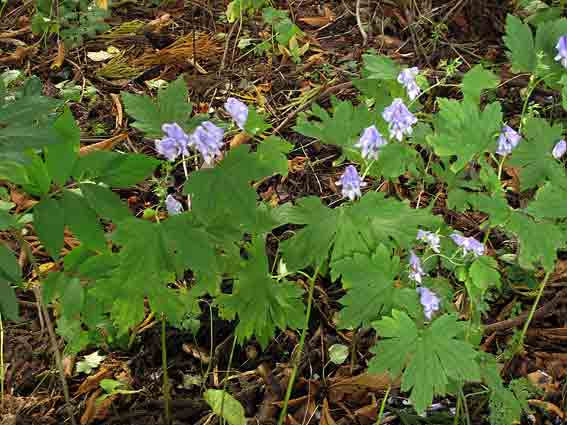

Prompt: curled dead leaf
xmin=79 ymin=133 xmax=129 ymax=156
xmin=51 ymin=40 xmax=65 ymax=70
xmin=229 ymin=132 xmax=252 ymax=149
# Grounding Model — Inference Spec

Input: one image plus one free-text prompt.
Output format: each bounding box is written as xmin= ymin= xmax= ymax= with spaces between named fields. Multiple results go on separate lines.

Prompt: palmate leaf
xmin=216 ymin=235 xmax=305 ymax=348
xmin=294 ymin=99 xmax=374 ymax=148
xmin=429 ymin=98 xmax=502 ymax=172
xmin=184 ymin=144 xmax=289 ymax=239
xmin=369 ymin=312 xmax=481 ymax=414
xmin=121 ymin=77 xmax=193 ymax=138
xmin=333 ymin=246 xmax=419 ymax=328
xmin=506 ymin=211 xmax=562 ymax=271
xmin=534 ymin=18 xmax=567 ymax=88
xmin=525 ymin=182 xmax=567 ymax=219
xmin=277 ymin=193 xmax=441 ymax=273
xmin=508 ymin=117 xmax=566 ymax=190
xmin=0 ymin=244 xmax=20 ymax=321
xmin=461 ymin=64 xmax=500 ymax=104
xmin=504 ymin=14 xmax=536 ymax=74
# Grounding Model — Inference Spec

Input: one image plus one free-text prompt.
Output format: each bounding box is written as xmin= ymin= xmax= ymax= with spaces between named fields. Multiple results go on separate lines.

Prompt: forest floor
xmin=1 ymin=0 xmax=567 ymax=424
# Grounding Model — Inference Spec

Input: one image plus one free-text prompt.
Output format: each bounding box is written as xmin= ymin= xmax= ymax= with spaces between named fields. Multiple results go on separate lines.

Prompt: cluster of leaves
xmin=31 ymin=0 xmax=109 ymax=47
xmin=3 ymin=9 xmax=567 ymax=422
xmin=226 ymin=0 xmax=268 ymax=23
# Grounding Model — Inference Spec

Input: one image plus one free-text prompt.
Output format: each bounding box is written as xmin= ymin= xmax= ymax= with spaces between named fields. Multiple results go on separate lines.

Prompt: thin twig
xmin=483 ymin=286 xmax=567 ymax=333
xmin=355 ymin=0 xmax=368 ymax=46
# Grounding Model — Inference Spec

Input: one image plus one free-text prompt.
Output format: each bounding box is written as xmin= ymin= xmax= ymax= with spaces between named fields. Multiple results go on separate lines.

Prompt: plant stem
xmin=375 ymin=385 xmax=391 ymax=425
xmin=0 ymin=312 xmax=4 ymax=412
xmin=277 ymin=264 xmax=321 ymax=425
xmin=517 ymin=270 xmax=552 ymax=349
xmin=161 ymin=315 xmax=171 ymax=425
xmin=219 ymin=335 xmax=238 ymax=425
xmin=12 ymin=230 xmax=77 ymax=425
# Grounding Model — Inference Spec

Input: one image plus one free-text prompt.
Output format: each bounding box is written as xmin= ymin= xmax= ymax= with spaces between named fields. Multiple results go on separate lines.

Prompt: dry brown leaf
xmin=80 ymin=389 xmax=116 ymax=425
xmin=320 ymin=398 xmax=337 ymax=425
xmin=528 ymin=399 xmax=565 ymax=419
xmin=77 ymin=367 xmax=114 ymax=396
xmin=182 ymin=342 xmax=211 ymax=364
xmin=229 ymin=132 xmax=252 ymax=149
xmin=110 ymin=94 xmax=123 ymax=128
xmin=328 ymin=373 xmax=397 ymax=403
xmin=0 ymin=46 xmax=36 ymax=65
xmin=10 ymin=188 xmax=37 ymax=211
xmin=51 ymin=40 xmax=65 ymax=70
xmin=79 ymin=133 xmax=129 ymax=156
xmin=299 ymin=7 xmax=335 ymax=27
xmin=63 ymin=355 xmax=76 ymax=377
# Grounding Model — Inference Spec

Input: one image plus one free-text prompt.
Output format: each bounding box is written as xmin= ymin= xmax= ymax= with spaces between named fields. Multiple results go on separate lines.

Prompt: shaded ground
xmin=1 ymin=0 xmax=567 ymax=424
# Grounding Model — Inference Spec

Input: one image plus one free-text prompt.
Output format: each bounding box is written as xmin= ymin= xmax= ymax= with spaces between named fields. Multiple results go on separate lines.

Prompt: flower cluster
xmin=555 ymin=35 xmax=567 ymax=69
xmin=450 ymin=233 xmax=484 ymax=257
xmin=154 ymin=97 xmax=250 ymax=165
xmin=398 ymin=67 xmax=421 ymax=100
xmin=409 ymin=251 xmax=425 ymax=284
xmin=416 ymin=230 xmax=440 ymax=253
xmin=416 ymin=286 xmax=440 ymax=320
xmin=165 ymin=195 xmax=183 ymax=215
xmin=224 ymin=97 xmax=249 ymax=130
xmin=355 ymin=125 xmax=387 ymax=160
xmin=552 ymin=139 xmax=566 ymax=159
xmin=496 ymin=125 xmax=521 ymax=156
xmin=382 ymin=98 xmax=418 ymax=141
xmin=155 ymin=123 xmax=190 ymax=162
xmin=336 ymin=165 xmax=366 ymax=200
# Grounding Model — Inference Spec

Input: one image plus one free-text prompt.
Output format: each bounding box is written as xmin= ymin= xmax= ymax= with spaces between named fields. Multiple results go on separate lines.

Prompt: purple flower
xmin=336 ymin=165 xmax=366 ymax=200
xmin=416 ymin=230 xmax=440 ymax=253
xmin=552 ymin=139 xmax=566 ymax=159
xmin=555 ymin=35 xmax=567 ymax=69
xmin=496 ymin=125 xmax=521 ymax=156
xmin=416 ymin=286 xmax=440 ymax=320
xmin=165 ymin=194 xmax=183 ymax=215
xmin=397 ymin=67 xmax=421 ymax=100
xmin=382 ymin=98 xmax=418 ymax=141
xmin=190 ymin=121 xmax=225 ymax=164
xmin=450 ymin=232 xmax=485 ymax=257
xmin=354 ymin=125 xmax=387 ymax=160
xmin=224 ymin=97 xmax=249 ymax=130
xmin=155 ymin=123 xmax=190 ymax=161
xmin=409 ymin=251 xmax=425 ymax=284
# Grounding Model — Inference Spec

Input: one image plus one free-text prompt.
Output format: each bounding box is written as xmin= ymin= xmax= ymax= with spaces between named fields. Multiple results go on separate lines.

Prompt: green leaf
xmin=216 ymin=235 xmax=305 ymax=348
xmin=504 ymin=14 xmax=536 ymax=73
xmin=525 ymin=182 xmax=567 ymax=219
xmin=0 ymin=244 xmax=20 ymax=321
xmin=294 ymin=100 xmax=374 ymax=149
xmin=430 ymin=99 xmax=502 ymax=172
xmin=34 ymin=197 xmax=65 ymax=258
xmin=184 ymin=145 xmax=283 ymax=237
xmin=79 ymin=183 xmax=131 ymax=222
xmin=508 ymin=117 xmax=565 ymax=190
xmin=534 ymin=19 xmax=567 ymax=87
xmin=507 ymin=212 xmax=562 ymax=271
xmin=61 ymin=190 xmax=106 ymax=251
xmin=253 ymin=136 xmax=292 ymax=177
xmin=22 ymin=152 xmax=52 ymax=196
xmin=334 ymin=247 xmax=419 ymax=328
xmin=461 ymin=65 xmax=499 ymax=104
xmin=369 ymin=312 xmax=480 ymax=414
xmin=46 ymin=107 xmax=80 ymax=186
xmin=73 ymin=151 xmax=160 ymax=187
xmin=121 ymin=76 xmax=192 ymax=138
xmin=60 ymin=277 xmax=85 ymax=320
xmin=278 ymin=193 xmax=440 ymax=272
xmin=362 ymin=54 xmax=400 ymax=80
xmin=156 ymin=77 xmax=192 ymax=126
xmin=0 ymin=243 xmax=19 ymax=283
xmin=203 ymin=389 xmax=246 ymax=425
xmin=373 ymin=143 xmax=420 ymax=179
xmin=244 ymin=107 xmax=271 ymax=136
xmin=469 ymin=256 xmax=500 ymax=292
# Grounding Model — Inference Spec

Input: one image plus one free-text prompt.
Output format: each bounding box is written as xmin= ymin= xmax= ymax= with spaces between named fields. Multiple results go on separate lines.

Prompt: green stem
xmin=375 ymin=385 xmax=391 ymax=425
xmin=277 ymin=264 xmax=321 ymax=425
xmin=219 ymin=336 xmax=238 ymax=425
xmin=0 ymin=312 xmax=4 ymax=412
xmin=517 ymin=270 xmax=552 ymax=349
xmin=161 ymin=315 xmax=171 ymax=425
